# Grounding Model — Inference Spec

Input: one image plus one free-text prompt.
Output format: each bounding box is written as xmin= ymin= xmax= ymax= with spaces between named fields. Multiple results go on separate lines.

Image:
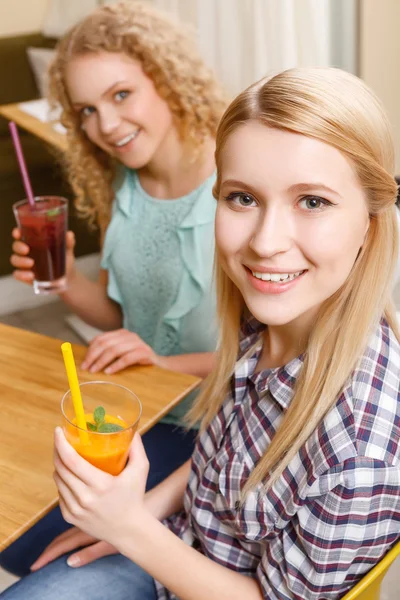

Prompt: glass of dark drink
xmin=13 ymin=196 xmax=68 ymax=295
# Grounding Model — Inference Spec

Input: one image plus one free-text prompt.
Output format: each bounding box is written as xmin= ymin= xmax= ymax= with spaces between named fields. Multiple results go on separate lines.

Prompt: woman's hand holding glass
xmin=51 ymin=428 xmax=151 ymax=556
xmin=81 ymin=329 xmax=160 ymax=374
xmin=10 ymin=228 xmax=77 ymax=286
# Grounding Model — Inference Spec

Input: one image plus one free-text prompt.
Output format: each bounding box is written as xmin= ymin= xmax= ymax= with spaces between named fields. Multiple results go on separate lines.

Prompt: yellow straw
xmin=61 ymin=342 xmax=88 ymax=444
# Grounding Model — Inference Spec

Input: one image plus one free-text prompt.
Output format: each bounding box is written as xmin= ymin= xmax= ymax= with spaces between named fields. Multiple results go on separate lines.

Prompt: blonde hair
xmin=48 ymin=1 xmax=227 ymax=231
xmin=188 ymin=67 xmax=400 ymax=494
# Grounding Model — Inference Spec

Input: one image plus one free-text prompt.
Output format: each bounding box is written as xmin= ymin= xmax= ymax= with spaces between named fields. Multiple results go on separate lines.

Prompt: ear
xmin=361 ymin=214 xmax=370 ymax=245
xmin=364 ymin=215 xmax=370 ymax=236
xmin=356 ymin=215 xmax=371 ymax=259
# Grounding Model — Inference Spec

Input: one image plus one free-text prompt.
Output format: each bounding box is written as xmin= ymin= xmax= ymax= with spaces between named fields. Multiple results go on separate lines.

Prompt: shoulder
xmin=356 ymin=317 xmax=400 ymax=380
xmin=350 ymin=319 xmax=400 ymax=462
xmin=352 ymin=319 xmax=400 ymax=414
xmin=305 ymin=320 xmax=400 ymax=479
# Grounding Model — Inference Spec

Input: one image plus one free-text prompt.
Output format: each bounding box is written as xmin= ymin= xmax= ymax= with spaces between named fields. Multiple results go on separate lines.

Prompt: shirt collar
xmin=238 ymin=312 xmax=304 ymax=411
xmin=178 ymin=172 xmax=217 ymax=228
xmin=260 ymin=355 xmax=304 ymax=411
xmin=113 ymin=168 xmax=133 ymax=217
xmin=238 ymin=312 xmax=265 ymax=358
xmin=114 ymin=168 xmax=217 ymax=226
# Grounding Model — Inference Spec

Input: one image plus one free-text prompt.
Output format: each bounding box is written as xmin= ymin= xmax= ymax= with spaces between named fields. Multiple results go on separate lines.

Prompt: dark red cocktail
xmin=13 ymin=196 xmax=68 ymax=295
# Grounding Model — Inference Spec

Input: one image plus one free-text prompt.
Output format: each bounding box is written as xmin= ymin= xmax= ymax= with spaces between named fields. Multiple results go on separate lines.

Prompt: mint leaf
xmin=47 ymin=208 xmax=61 ymax=219
xmin=93 ymin=406 xmax=105 ymax=426
xmin=98 ymin=422 xmax=124 ymax=433
xmin=90 ymin=407 xmax=123 ymax=432
xmin=46 ymin=208 xmax=61 ymax=220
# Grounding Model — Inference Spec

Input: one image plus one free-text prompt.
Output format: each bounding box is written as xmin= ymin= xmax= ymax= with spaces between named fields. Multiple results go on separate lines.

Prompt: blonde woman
xmin=3 ymin=68 xmax=399 ymax=600
xmin=2 ymin=0 xmax=226 ymax=578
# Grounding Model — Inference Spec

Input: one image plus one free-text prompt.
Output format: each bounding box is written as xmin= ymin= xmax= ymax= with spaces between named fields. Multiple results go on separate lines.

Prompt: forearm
xmin=121 ymin=516 xmax=263 ymax=600
xmin=145 ymin=459 xmax=191 ymax=521
xmin=60 ymin=270 xmax=122 ymax=331
xmin=159 ymin=352 xmax=216 ymax=379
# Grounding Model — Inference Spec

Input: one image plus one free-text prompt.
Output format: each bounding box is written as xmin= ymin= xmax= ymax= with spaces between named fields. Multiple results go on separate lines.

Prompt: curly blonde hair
xmin=48 ymin=1 xmax=227 ymax=231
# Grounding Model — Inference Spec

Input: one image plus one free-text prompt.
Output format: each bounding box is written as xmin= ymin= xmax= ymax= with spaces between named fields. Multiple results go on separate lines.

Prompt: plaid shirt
xmin=156 ymin=317 xmax=400 ymax=600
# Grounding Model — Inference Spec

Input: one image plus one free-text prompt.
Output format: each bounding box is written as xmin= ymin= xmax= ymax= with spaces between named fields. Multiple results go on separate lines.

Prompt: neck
xmin=138 ymin=131 xmax=215 ymax=199
xmin=257 ymin=307 xmax=320 ymax=370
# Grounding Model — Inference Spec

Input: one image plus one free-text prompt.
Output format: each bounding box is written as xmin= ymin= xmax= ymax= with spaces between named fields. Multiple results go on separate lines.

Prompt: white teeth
xmin=115 ymin=130 xmax=139 ymax=147
xmin=251 ymin=270 xmax=304 ymax=283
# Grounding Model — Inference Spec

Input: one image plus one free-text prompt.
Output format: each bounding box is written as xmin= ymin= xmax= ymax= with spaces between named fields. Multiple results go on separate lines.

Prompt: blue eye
xmin=224 ymin=193 xmax=257 ymax=208
xmin=81 ymin=106 xmax=95 ymax=118
xmin=115 ymin=90 xmax=129 ymax=102
xmin=298 ymin=196 xmax=332 ymax=211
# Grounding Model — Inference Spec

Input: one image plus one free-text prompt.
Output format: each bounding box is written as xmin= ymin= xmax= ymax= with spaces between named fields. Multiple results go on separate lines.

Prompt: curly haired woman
xmin=3 ymin=0 xmax=226 ymax=577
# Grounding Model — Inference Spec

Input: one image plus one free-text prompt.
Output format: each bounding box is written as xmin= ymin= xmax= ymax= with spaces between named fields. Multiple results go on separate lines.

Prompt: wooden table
xmin=0 ymin=102 xmax=66 ymax=151
xmin=0 ymin=323 xmax=200 ymax=551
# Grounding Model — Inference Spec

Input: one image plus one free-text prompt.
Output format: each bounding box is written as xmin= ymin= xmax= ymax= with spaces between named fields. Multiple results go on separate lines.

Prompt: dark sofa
xmin=0 ymin=33 xmax=99 ymax=277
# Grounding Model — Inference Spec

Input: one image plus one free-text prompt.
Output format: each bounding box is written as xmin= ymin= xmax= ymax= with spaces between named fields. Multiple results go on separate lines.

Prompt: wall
xmin=0 ymin=0 xmax=50 ymax=37
xmin=360 ymin=0 xmax=400 ymax=173
xmin=1 ymin=0 xmax=399 ymax=170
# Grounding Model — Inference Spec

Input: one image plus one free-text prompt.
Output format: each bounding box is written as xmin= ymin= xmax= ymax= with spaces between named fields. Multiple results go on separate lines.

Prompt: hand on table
xmin=81 ymin=329 xmax=161 ymax=374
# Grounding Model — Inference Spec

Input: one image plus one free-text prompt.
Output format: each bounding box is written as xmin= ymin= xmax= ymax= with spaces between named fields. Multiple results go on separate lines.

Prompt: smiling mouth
xmin=250 ymin=269 xmax=306 ymax=283
xmin=114 ymin=129 xmax=140 ymax=147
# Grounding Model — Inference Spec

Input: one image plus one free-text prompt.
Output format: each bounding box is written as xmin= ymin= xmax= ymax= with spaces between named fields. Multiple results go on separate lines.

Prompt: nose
xmin=248 ymin=205 xmax=292 ymax=258
xmin=97 ymin=105 xmax=121 ymax=136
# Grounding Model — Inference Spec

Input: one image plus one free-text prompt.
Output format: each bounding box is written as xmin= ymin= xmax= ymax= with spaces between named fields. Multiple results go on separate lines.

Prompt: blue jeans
xmin=0 ymin=553 xmax=157 ymax=600
xmin=0 ymin=423 xmax=196 ymax=590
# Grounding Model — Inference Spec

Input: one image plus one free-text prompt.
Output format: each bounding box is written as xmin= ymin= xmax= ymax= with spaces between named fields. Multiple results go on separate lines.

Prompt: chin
xmin=251 ymin=312 xmax=297 ymax=327
xmin=120 ymin=156 xmax=149 ymax=169
xmin=244 ymin=299 xmax=303 ymax=327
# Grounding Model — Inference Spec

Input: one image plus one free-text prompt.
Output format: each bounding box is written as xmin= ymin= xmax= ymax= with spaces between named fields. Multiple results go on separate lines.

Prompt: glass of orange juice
xmin=61 ymin=381 xmax=142 ymax=475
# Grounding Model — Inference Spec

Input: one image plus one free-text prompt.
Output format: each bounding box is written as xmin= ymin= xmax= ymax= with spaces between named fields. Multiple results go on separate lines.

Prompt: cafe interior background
xmin=0 ymin=0 xmax=399 ymax=594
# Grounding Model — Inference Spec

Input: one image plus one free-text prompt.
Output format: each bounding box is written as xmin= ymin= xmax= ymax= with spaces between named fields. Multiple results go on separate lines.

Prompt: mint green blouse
xmin=101 ymin=169 xmax=218 ymax=425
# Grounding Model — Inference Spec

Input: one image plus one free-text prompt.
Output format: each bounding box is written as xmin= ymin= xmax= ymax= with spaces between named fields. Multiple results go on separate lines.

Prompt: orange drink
xmin=61 ymin=381 xmax=142 ymax=475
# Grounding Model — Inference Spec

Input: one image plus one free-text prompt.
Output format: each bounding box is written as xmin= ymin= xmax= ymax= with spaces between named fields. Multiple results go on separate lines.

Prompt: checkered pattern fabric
xmin=156 ymin=317 xmax=400 ymax=599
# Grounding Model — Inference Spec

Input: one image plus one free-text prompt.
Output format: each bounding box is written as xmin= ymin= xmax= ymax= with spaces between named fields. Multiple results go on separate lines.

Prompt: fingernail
xmin=67 ymin=555 xmax=80 ymax=568
xmin=104 ymin=368 xmax=111 ymax=374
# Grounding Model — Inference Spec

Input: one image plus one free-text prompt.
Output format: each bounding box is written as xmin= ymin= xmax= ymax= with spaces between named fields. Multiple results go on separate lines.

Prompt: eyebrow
xmin=71 ymin=80 xmax=130 ymax=108
xmin=221 ymin=179 xmax=342 ymax=198
xmin=288 ymin=182 xmax=342 ymax=198
xmin=221 ymin=179 xmax=262 ymax=197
